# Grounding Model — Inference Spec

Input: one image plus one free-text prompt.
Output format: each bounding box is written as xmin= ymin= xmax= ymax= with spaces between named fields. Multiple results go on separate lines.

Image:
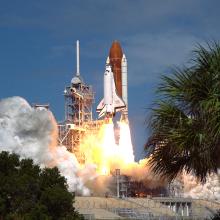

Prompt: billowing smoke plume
xmin=0 ymin=96 xmax=92 ymax=195
xmin=183 ymin=171 xmax=220 ymax=200
xmin=1 ymin=97 xmax=219 ymax=199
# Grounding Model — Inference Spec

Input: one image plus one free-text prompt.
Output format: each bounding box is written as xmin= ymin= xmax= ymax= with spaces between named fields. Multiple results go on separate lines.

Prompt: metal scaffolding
xmin=64 ymin=80 xmax=94 ymax=125
xmin=58 ymin=76 xmax=95 ymax=162
xmin=58 ymin=41 xmax=106 ymax=164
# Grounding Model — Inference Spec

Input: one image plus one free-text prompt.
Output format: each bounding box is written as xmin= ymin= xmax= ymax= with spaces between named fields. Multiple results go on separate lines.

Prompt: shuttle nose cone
xmin=109 ymin=40 xmax=123 ymax=59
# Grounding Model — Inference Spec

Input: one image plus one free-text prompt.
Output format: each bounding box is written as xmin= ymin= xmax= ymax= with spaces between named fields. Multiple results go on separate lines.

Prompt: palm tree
xmin=211 ymin=210 xmax=220 ymax=220
xmin=146 ymin=42 xmax=220 ymax=182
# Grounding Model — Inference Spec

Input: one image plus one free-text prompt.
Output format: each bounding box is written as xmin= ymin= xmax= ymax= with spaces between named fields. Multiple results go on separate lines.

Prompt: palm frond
xmin=146 ymin=41 xmax=220 ymax=182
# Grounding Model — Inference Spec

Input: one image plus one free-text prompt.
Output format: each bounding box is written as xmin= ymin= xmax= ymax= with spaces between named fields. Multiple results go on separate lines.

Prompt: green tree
xmin=40 ymin=186 xmax=75 ymax=220
xmin=146 ymin=42 xmax=220 ymax=182
xmin=0 ymin=151 xmax=83 ymax=220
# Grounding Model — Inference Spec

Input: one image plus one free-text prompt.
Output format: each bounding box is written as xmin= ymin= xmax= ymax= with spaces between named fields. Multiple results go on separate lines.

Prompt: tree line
xmin=0 ymin=151 xmax=84 ymax=220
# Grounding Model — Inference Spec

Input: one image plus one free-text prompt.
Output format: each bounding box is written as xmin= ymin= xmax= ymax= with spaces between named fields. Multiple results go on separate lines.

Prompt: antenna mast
xmin=76 ymin=40 xmax=80 ymax=76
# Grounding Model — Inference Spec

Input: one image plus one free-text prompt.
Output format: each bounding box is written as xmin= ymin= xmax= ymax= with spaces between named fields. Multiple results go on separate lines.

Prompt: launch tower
xmin=58 ymin=41 xmax=96 ymax=163
xmin=64 ymin=41 xmax=94 ymax=125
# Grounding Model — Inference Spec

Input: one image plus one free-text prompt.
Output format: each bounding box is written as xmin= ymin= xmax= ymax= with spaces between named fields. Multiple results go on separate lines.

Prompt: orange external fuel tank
xmin=109 ymin=41 xmax=123 ymax=98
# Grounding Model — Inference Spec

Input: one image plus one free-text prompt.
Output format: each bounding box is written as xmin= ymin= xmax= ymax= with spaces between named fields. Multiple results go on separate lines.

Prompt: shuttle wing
xmin=113 ymin=94 xmax=126 ymax=111
xmin=98 ymin=105 xmax=107 ymax=118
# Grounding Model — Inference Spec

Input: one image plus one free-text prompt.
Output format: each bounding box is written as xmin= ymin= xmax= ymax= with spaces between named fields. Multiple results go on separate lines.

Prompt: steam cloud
xmin=183 ymin=171 xmax=220 ymax=200
xmin=1 ymin=96 xmax=219 ymax=200
xmin=0 ymin=96 xmax=91 ymax=195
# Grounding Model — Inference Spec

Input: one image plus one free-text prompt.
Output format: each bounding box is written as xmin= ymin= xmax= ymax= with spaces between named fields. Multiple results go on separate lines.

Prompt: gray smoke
xmin=0 ymin=96 xmax=91 ymax=195
xmin=1 ymin=96 xmax=219 ymax=199
xmin=183 ymin=171 xmax=220 ymax=201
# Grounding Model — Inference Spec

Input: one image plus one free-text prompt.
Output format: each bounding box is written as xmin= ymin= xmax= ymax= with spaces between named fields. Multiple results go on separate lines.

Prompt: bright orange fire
xmin=79 ymin=121 xmax=135 ymax=175
xmin=77 ymin=121 xmax=166 ymax=189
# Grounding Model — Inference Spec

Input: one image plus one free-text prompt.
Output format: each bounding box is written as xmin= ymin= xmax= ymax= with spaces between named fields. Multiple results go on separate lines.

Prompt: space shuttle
xmin=96 ymin=64 xmax=126 ymax=118
xmin=96 ymin=41 xmax=128 ymax=120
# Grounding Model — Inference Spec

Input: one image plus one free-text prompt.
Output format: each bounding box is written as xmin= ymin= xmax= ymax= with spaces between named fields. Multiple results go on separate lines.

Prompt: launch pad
xmin=56 ymin=41 xmax=220 ymax=220
xmin=74 ymin=196 xmax=220 ymax=219
xmin=56 ymin=41 xmax=184 ymax=203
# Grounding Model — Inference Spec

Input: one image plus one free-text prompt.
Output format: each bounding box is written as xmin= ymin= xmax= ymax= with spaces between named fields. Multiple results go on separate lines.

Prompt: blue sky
xmin=0 ymin=0 xmax=220 ymax=160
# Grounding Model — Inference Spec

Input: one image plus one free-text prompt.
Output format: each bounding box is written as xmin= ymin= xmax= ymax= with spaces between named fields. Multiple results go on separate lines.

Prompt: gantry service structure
xmin=58 ymin=41 xmax=103 ymax=163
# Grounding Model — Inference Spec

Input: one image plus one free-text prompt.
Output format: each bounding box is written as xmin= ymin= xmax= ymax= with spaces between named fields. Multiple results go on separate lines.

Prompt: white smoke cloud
xmin=1 ymin=96 xmax=220 ymax=199
xmin=183 ymin=171 xmax=220 ymax=201
xmin=0 ymin=96 xmax=91 ymax=195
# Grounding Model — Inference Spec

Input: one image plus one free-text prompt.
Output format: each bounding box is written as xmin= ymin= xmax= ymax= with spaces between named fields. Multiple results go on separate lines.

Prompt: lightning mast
xmin=64 ymin=40 xmax=94 ymax=125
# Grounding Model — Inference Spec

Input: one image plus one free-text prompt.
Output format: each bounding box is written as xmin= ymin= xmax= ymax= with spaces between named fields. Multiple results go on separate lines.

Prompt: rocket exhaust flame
xmin=118 ymin=121 xmax=134 ymax=163
xmin=1 ymin=97 xmax=219 ymax=199
xmin=0 ymin=96 xmax=166 ymax=195
xmin=1 ymin=42 xmax=219 ymax=199
xmin=79 ymin=120 xmax=135 ymax=175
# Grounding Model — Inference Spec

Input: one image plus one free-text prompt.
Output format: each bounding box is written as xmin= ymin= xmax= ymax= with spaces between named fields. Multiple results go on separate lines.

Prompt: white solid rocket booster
xmin=106 ymin=56 xmax=110 ymax=65
xmin=121 ymin=54 xmax=128 ymax=111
